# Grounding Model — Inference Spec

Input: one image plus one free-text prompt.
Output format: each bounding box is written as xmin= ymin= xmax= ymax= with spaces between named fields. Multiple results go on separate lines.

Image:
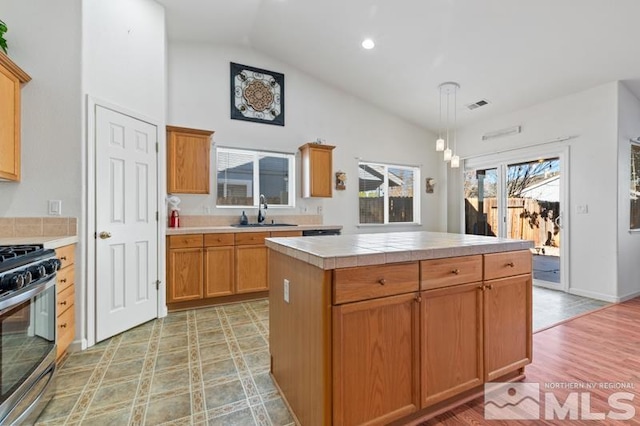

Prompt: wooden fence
xmin=359 ymin=197 xmax=414 ymax=223
xmin=465 ymin=197 xmax=560 ymax=248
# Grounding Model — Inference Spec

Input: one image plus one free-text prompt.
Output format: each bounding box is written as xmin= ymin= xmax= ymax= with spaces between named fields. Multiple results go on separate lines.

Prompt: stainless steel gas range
xmin=0 ymin=245 xmax=60 ymax=425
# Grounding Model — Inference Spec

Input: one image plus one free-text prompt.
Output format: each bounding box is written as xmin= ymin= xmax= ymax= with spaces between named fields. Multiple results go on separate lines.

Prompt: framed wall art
xmin=230 ymin=62 xmax=285 ymax=126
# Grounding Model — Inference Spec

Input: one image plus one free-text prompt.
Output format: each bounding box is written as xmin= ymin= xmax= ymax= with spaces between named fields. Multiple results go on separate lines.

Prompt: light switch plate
xmin=284 ymin=279 xmax=290 ymax=303
xmin=576 ymin=204 xmax=588 ymax=214
xmin=48 ymin=200 xmax=62 ymax=216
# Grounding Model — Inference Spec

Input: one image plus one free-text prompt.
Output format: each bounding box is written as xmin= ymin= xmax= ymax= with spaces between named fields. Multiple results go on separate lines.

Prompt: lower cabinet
xmin=421 ymin=282 xmax=484 ymax=407
xmin=332 ymin=293 xmax=420 ymax=426
xmin=484 ymin=274 xmax=532 ymax=381
xmin=55 ymin=244 xmax=76 ymax=361
xmin=167 ymin=230 xmax=302 ymax=309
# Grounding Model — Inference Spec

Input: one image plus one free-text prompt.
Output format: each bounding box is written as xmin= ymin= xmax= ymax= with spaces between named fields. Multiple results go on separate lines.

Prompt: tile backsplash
xmin=0 ymin=217 xmax=78 ymax=238
xmin=179 ymin=214 xmax=323 ymax=228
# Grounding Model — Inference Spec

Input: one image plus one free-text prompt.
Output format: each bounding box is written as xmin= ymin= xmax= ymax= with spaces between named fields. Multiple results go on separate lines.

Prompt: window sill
xmin=357 ymin=222 xmax=422 ymax=228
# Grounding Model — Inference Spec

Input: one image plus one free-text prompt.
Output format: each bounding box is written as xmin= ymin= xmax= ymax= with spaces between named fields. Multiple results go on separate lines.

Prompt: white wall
xmin=82 ymin=0 xmax=167 ymax=345
xmin=167 ymin=43 xmax=447 ymax=234
xmin=0 ymin=0 xmax=82 ymax=217
xmin=617 ymin=82 xmax=640 ymax=300
xmin=449 ymin=82 xmax=620 ymax=301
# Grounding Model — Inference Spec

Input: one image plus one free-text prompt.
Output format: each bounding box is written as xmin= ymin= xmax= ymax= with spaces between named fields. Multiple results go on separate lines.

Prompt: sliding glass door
xmin=464 ymin=154 xmax=565 ymax=290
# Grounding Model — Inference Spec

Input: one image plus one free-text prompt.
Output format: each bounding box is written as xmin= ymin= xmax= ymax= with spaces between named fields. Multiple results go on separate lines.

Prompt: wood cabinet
xmin=167 ymin=125 xmax=214 ymax=194
xmin=0 ymin=53 xmax=31 ymax=181
xmin=421 ymin=282 xmax=483 ymax=407
xmin=483 ymin=273 xmax=532 ymax=381
xmin=235 ymin=232 xmax=269 ymax=293
xmin=55 ymin=244 xmax=76 ymax=361
xmin=269 ymin=248 xmax=532 ymax=425
xmin=167 ymin=230 xmax=302 ymax=310
xmin=333 ymin=293 xmax=420 ymax=426
xmin=299 ymin=143 xmax=335 ymax=198
xmin=204 ymin=233 xmax=235 ymax=298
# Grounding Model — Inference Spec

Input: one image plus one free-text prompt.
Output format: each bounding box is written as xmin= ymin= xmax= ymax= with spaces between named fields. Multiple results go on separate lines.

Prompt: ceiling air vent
xmin=466 ymin=99 xmax=490 ymax=111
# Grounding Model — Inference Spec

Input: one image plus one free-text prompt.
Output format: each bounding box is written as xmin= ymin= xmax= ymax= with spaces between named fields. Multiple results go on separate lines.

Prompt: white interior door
xmin=95 ymin=105 xmax=158 ymax=342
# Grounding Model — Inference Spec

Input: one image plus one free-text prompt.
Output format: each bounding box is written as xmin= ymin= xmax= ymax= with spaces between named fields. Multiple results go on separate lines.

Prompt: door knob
xmin=99 ymin=231 xmax=112 ymax=239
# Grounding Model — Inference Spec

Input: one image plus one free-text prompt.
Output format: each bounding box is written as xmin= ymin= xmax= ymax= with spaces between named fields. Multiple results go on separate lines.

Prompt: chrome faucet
xmin=258 ymin=194 xmax=268 ymax=223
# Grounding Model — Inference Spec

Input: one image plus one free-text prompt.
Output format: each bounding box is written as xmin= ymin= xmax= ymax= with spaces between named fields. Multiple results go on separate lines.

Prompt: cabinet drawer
xmin=235 ymin=232 xmax=269 ymax=246
xmin=204 ymin=233 xmax=234 ymax=247
xmin=55 ymin=245 xmax=75 ymax=269
xmin=484 ymin=250 xmax=532 ymax=280
xmin=57 ymin=304 xmax=75 ymax=360
xmin=57 ymin=266 xmax=74 ymax=293
xmin=421 ymin=255 xmax=482 ymax=290
xmin=57 ymin=282 xmax=74 ymax=316
xmin=333 ymin=262 xmax=419 ymax=304
xmin=168 ymin=234 xmax=203 ymax=249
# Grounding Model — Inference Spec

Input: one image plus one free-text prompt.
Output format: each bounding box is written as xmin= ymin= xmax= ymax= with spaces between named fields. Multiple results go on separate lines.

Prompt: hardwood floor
xmin=419 ymin=297 xmax=640 ymax=425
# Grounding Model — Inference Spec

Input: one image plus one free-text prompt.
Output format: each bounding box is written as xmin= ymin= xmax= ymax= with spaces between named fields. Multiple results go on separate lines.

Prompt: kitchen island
xmin=266 ymin=231 xmax=533 ymax=426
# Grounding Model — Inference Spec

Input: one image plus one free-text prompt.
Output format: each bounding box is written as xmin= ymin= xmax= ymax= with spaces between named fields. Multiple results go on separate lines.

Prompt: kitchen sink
xmin=231 ymin=223 xmax=298 ymax=227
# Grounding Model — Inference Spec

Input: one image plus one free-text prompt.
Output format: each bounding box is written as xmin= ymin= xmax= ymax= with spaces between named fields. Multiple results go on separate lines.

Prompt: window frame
xmin=215 ymin=146 xmax=296 ymax=208
xmin=358 ymin=160 xmax=421 ymax=225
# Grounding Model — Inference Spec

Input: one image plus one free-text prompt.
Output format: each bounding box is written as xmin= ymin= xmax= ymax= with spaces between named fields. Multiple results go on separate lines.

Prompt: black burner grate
xmin=0 ymin=245 xmax=44 ymax=262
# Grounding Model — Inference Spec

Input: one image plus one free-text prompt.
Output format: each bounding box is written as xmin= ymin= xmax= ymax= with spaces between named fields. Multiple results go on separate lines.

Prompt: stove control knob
xmin=51 ymin=258 xmax=62 ymax=271
xmin=0 ymin=273 xmax=26 ymax=291
xmin=42 ymin=260 xmax=58 ymax=274
xmin=27 ymin=264 xmax=46 ymax=280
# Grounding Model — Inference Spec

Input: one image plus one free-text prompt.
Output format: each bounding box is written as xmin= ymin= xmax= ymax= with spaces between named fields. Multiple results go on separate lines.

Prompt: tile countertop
xmin=166 ymin=224 xmax=342 ymax=235
xmin=265 ymin=231 xmax=533 ymax=270
xmin=0 ymin=235 xmax=79 ymax=250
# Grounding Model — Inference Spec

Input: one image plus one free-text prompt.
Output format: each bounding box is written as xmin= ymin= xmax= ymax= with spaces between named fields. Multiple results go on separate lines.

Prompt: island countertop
xmin=265 ymin=231 xmax=533 ymax=270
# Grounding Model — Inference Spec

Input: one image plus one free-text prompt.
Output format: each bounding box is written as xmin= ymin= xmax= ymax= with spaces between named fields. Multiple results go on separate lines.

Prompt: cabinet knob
xmin=451 ymin=269 xmax=460 ymax=275
xmin=60 ymin=278 xmax=67 ymax=283
xmin=506 ymin=262 xmax=515 ymax=267
xmin=415 ymin=295 xmax=422 ymax=303
xmin=59 ymin=301 xmax=67 ymax=306
xmin=485 ymin=284 xmax=494 ymax=290
xmin=60 ymin=323 xmax=67 ymax=328
xmin=378 ymin=278 xmax=386 ymax=285
xmin=60 ymin=256 xmax=67 ymax=261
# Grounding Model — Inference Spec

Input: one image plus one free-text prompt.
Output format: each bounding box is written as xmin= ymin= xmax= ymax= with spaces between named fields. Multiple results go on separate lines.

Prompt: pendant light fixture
xmin=435 ymin=82 xmax=460 ymax=168
xmin=435 ymin=84 xmax=445 ymax=152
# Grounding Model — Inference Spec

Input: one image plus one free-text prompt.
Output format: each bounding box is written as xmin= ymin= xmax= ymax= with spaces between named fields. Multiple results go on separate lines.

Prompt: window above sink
xmin=216 ymin=147 xmax=295 ymax=208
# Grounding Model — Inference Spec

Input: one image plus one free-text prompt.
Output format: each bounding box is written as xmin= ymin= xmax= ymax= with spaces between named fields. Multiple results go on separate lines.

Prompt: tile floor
xmin=35 ymin=299 xmax=294 ymax=426
xmin=35 ymin=289 xmax=608 ymax=425
xmin=532 ymin=285 xmax=609 ymax=331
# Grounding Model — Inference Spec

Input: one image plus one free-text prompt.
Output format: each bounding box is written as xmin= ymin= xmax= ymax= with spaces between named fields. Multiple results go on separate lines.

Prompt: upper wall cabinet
xmin=0 ymin=53 xmax=31 ymax=181
xmin=299 ymin=142 xmax=335 ymax=198
xmin=167 ymin=125 xmax=214 ymax=194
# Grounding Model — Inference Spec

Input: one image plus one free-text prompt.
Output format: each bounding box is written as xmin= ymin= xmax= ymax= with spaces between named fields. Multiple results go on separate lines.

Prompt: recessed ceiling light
xmin=361 ymin=39 xmax=375 ymax=50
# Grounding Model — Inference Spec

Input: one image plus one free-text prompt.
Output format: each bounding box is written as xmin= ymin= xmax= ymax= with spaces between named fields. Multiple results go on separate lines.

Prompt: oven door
xmin=0 ymin=276 xmax=57 ymax=424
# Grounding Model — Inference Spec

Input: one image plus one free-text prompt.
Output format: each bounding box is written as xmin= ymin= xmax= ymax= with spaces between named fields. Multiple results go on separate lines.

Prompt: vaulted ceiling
xmin=156 ymin=0 xmax=640 ymax=131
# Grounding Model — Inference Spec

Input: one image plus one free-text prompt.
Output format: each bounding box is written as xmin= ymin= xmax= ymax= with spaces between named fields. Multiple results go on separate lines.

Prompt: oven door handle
xmin=0 ymin=276 xmax=56 ymax=315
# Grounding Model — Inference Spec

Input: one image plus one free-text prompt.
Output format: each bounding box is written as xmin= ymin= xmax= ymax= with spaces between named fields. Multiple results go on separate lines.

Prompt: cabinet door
xmin=333 ymin=293 xmax=420 ymax=426
xmin=0 ymin=65 xmax=20 ymax=181
xmin=167 ymin=248 xmax=203 ymax=303
xmin=309 ymin=147 xmax=333 ymax=197
xmin=167 ymin=127 xmax=212 ymax=194
xmin=235 ymin=245 xmax=268 ymax=293
xmin=204 ymin=246 xmax=234 ymax=297
xmin=484 ymin=274 xmax=532 ymax=381
xmin=421 ymin=282 xmax=483 ymax=407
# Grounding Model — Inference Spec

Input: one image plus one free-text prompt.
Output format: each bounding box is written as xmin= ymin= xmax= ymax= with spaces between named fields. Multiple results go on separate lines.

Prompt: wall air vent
xmin=466 ymin=99 xmax=490 ymax=110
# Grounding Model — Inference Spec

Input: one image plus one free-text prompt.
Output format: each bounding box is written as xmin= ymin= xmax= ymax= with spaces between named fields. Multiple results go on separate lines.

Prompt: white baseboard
xmin=567 ymin=287 xmax=619 ymax=303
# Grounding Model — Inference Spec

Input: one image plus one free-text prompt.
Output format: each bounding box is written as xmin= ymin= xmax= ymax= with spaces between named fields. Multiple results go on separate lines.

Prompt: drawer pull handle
xmin=60 ymin=323 xmax=67 ymax=328
xmin=59 ymin=301 xmax=67 ymax=306
xmin=60 ymin=278 xmax=67 ymax=283
xmin=378 ymin=279 xmax=386 ymax=285
xmin=451 ymin=269 xmax=460 ymax=275
xmin=60 ymin=256 xmax=67 ymax=261
xmin=506 ymin=262 xmax=515 ymax=267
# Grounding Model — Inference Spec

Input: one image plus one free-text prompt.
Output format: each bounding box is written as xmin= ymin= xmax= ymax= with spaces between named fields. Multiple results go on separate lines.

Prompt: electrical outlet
xmin=284 ymin=279 xmax=290 ymax=303
xmin=48 ymin=200 xmax=62 ymax=216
